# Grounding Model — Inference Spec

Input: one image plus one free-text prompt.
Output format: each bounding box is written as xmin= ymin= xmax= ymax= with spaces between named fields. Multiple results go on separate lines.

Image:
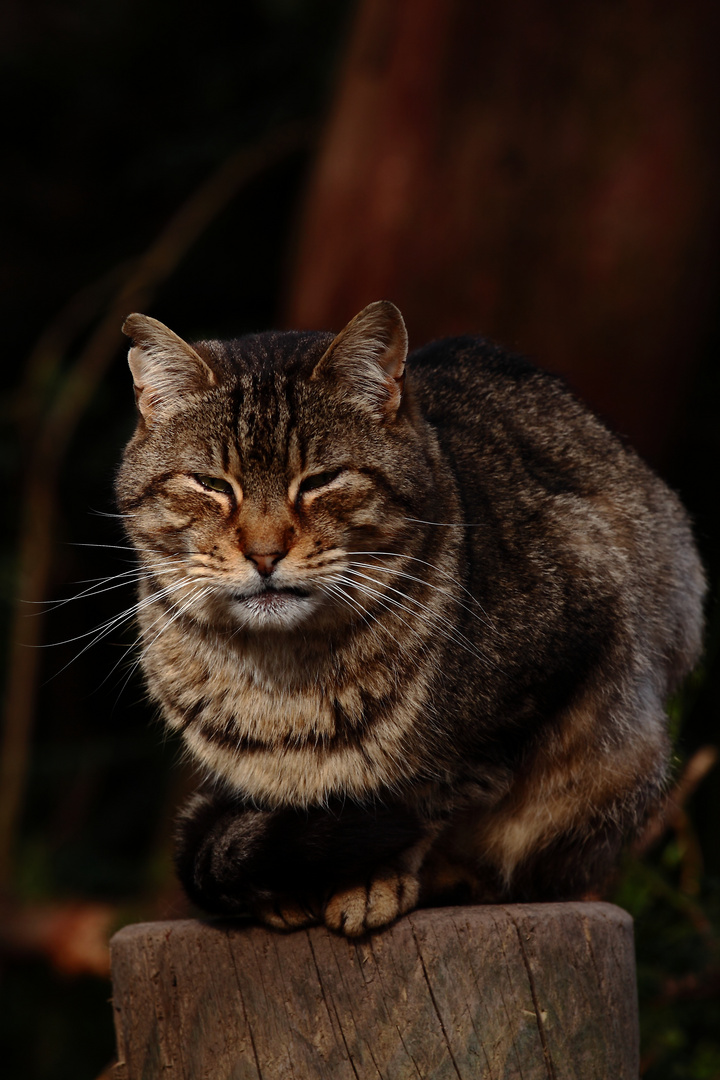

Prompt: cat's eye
xmin=194 ymin=474 xmax=234 ymax=496
xmin=298 ymin=469 xmax=342 ymax=495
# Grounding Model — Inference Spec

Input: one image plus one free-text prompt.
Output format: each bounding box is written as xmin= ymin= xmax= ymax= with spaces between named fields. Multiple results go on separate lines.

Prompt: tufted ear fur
xmin=122 ymin=313 xmax=217 ymax=424
xmin=311 ymin=301 xmax=408 ymax=421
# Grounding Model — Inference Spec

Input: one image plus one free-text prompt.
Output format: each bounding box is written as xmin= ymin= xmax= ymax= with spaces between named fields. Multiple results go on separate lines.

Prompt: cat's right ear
xmin=122 ymin=314 xmax=217 ymax=425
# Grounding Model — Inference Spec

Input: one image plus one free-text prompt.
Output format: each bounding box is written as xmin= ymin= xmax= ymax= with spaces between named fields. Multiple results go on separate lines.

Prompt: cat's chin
xmin=226 ymin=587 xmax=318 ymax=630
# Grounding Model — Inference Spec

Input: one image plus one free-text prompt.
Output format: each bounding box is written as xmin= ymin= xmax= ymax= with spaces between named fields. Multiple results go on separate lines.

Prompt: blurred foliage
xmin=3 ymin=958 xmax=113 ymax=1080
xmin=613 ymin=845 xmax=720 ymax=1078
xmin=0 ymin=1 xmax=718 ymax=1078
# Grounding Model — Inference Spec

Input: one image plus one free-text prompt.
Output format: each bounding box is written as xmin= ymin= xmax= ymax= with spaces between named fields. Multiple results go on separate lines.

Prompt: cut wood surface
xmin=110 ymin=902 xmax=638 ymax=1079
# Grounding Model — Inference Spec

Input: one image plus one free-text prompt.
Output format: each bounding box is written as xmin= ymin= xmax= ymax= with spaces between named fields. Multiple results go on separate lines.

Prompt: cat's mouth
xmin=224 ymin=584 xmax=316 ymax=627
xmin=253 ymin=587 xmax=310 ymax=604
xmin=232 ymin=585 xmax=311 ymax=607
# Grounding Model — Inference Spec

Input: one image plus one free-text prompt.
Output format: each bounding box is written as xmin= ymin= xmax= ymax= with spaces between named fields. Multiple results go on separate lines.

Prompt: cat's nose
xmin=245 ymin=550 xmax=285 ymax=577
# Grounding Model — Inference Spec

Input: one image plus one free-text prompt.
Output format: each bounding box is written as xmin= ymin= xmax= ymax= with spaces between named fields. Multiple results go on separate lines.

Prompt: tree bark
xmin=285 ymin=0 xmax=720 ymax=462
xmin=110 ymin=902 xmax=639 ymax=1079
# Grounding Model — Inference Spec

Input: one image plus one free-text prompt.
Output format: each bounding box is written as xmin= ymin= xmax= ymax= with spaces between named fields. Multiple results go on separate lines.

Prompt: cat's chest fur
xmin=138 ymin=596 xmax=438 ymax=806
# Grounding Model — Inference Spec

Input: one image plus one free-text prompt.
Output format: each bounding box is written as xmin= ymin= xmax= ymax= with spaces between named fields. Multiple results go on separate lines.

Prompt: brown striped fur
xmin=116 ymin=302 xmax=705 ymax=935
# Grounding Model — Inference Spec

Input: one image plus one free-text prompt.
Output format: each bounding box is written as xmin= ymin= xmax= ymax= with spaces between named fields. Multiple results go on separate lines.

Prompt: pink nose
xmin=245 ymin=551 xmax=285 ymax=577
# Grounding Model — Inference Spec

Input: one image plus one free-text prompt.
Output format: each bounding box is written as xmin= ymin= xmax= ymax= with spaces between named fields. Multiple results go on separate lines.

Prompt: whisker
xmin=403 ymin=516 xmax=484 ymax=527
xmin=43 ymin=576 xmax=194 ymax=649
xmin=322 ymin=578 xmax=424 ymax=675
xmin=334 ymin=573 xmax=440 ymax=649
xmin=88 ymin=508 xmax=137 ymax=519
xmin=90 ymin=640 xmax=141 ymax=698
xmin=346 ymin=559 xmax=492 ymax=630
xmin=337 ymin=571 xmax=491 ymax=666
xmin=70 ymin=542 xmax=153 ymax=551
xmin=25 ymin=556 xmax=184 ymax=613
xmin=110 ymin=583 xmax=218 ymax=704
xmin=319 ymin=580 xmax=390 ymax=652
xmin=136 ymin=583 xmax=218 ymax=658
xmin=109 ymin=579 xmax=218 ymax=707
xmin=44 ymin=576 xmax=205 ymax=682
xmin=349 ymin=549 xmax=493 ymax=625
xmin=67 ymin=541 xmax=199 ymax=560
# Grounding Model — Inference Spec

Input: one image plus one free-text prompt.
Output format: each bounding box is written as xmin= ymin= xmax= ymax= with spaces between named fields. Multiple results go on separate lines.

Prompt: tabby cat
xmin=116 ymin=301 xmax=705 ymax=936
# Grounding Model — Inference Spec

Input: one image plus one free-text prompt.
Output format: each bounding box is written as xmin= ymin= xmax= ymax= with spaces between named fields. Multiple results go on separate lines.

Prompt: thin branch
xmin=632 ymin=745 xmax=718 ymax=857
xmin=13 ymin=262 xmax=132 ymax=444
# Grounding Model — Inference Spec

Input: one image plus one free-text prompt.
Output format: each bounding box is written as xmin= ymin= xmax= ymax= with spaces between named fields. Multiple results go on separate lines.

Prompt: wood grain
xmin=110 ymin=902 xmax=639 ymax=1079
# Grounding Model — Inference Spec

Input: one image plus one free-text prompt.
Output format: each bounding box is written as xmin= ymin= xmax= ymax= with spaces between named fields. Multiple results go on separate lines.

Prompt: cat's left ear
xmin=122 ymin=313 xmax=217 ymax=425
xmin=312 ymin=301 xmax=408 ymax=421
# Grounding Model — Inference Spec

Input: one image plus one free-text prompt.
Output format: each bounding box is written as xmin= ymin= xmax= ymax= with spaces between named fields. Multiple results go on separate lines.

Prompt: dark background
xmin=1 ymin=1 xmax=718 ymax=1077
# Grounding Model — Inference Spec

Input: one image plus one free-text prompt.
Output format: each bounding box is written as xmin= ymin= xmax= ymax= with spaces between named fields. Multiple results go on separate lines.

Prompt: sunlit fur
xmin=115 ymin=302 xmax=705 ymax=933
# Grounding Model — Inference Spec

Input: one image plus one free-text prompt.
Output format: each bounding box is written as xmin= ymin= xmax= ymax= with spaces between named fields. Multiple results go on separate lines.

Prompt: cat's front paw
xmin=255 ymin=897 xmax=319 ymax=932
xmin=324 ymin=869 xmax=420 ymax=936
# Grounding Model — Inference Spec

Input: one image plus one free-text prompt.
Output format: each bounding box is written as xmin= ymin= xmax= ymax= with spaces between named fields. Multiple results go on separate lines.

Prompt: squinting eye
xmin=298 ymin=469 xmax=342 ymax=495
xmin=194 ymin=474 xmax=234 ymax=496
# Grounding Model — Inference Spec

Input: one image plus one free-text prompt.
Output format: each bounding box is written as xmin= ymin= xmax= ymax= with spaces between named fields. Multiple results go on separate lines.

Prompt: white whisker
xmin=347 ymin=559 xmax=492 ymax=630
xmin=403 ymin=516 xmax=484 ymax=527
xmin=43 ymin=576 xmax=196 ymax=678
xmin=349 ymin=549 xmax=493 ymax=625
xmin=319 ymin=580 xmax=393 ymax=653
xmin=334 ymin=573 xmax=442 ymax=655
xmin=26 ymin=556 xmax=184 ymax=613
xmin=136 ymin=583 xmax=218 ymax=658
xmin=338 ymin=570 xmax=491 ymax=666
xmin=89 ymin=508 xmax=137 ymax=519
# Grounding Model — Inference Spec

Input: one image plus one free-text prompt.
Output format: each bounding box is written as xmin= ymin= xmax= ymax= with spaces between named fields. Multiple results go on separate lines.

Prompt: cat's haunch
xmin=116 ymin=301 xmax=705 ymax=936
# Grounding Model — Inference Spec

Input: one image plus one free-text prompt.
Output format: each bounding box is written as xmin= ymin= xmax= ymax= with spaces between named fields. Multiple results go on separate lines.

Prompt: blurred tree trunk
xmin=285 ymin=0 xmax=720 ymax=463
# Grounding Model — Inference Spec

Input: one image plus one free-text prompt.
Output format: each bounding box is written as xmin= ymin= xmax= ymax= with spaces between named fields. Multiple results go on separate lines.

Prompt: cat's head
xmin=116 ymin=302 xmax=437 ymax=634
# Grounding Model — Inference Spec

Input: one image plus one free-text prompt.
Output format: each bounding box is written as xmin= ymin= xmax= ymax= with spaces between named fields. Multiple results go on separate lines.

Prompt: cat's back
xmin=408 ymin=333 xmax=678 ymax=511
xmin=407 ymin=334 xmax=705 ymax=693
xmin=409 ymin=335 xmax=624 ymax=474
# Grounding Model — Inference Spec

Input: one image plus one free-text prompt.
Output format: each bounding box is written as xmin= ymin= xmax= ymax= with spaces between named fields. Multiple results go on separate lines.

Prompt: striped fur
xmin=116 ymin=301 xmax=705 ymax=934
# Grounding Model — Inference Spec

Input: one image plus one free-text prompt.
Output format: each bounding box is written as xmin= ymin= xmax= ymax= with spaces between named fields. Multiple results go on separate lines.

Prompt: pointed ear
xmin=311 ymin=301 xmax=408 ymax=421
xmin=122 ymin=313 xmax=217 ymax=424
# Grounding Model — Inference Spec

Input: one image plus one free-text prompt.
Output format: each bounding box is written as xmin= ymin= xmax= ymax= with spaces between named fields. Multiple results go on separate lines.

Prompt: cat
xmin=115 ymin=300 xmax=705 ymax=936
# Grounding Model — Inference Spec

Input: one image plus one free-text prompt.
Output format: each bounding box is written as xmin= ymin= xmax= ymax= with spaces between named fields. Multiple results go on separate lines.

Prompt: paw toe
xmin=324 ymin=870 xmax=420 ymax=936
xmin=256 ymin=898 xmax=316 ymax=931
xmin=325 ymin=884 xmax=368 ymax=936
xmin=365 ymin=871 xmax=419 ymax=929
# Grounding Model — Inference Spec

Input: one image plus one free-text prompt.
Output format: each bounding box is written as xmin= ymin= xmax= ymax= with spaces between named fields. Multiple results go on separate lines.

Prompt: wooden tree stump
xmin=110 ymin=902 xmax=638 ymax=1079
